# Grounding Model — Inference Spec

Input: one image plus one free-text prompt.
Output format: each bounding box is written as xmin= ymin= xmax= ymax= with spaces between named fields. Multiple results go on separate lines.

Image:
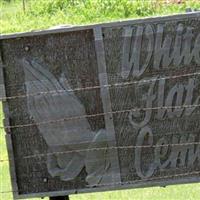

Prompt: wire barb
xmin=0 ymin=103 xmax=200 ymax=129
xmin=1 ymin=71 xmax=200 ymax=101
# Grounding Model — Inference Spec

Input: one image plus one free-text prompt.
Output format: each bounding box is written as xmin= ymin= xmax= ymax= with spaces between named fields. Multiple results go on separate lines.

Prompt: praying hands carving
xmin=23 ymin=58 xmax=113 ymax=186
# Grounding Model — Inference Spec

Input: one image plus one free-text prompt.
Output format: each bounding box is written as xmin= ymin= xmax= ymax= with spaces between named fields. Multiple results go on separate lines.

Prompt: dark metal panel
xmin=102 ymin=14 xmax=200 ymax=184
xmin=0 ymin=12 xmax=200 ymax=199
xmin=94 ymin=26 xmax=121 ymax=184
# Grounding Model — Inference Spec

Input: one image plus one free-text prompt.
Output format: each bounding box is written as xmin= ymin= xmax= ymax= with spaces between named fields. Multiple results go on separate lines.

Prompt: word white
xmin=121 ymin=24 xmax=200 ymax=79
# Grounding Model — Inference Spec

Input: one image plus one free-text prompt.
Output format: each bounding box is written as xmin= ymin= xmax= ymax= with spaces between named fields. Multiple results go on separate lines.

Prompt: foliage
xmin=0 ymin=0 xmax=200 ymax=34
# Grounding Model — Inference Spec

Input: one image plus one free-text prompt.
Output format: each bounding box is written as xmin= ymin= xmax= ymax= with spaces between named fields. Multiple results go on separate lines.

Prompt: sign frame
xmin=1 ymin=11 xmax=200 ymax=199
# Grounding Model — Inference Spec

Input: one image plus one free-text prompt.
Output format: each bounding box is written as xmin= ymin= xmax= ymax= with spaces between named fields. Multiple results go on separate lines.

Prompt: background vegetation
xmin=0 ymin=0 xmax=200 ymax=200
xmin=1 ymin=0 xmax=200 ymax=34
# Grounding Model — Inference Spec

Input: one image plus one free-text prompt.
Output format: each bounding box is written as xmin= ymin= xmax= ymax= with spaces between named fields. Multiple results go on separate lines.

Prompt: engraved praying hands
xmin=23 ymin=58 xmax=113 ymax=186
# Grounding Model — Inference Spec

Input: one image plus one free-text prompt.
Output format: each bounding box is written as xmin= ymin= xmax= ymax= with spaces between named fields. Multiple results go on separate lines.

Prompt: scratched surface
xmin=0 ymin=13 xmax=200 ymax=198
xmin=1 ymin=30 xmax=109 ymax=195
xmin=102 ymin=18 xmax=200 ymax=182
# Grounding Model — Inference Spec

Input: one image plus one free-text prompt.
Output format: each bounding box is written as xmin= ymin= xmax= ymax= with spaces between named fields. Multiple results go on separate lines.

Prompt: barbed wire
xmin=13 ymin=141 xmax=200 ymax=159
xmin=0 ymin=103 xmax=200 ymax=129
xmin=1 ymin=65 xmax=198 ymax=90
xmin=0 ymin=126 xmax=199 ymax=163
xmin=1 ymin=66 xmax=199 ymax=90
xmin=1 ymin=71 xmax=200 ymax=101
xmin=0 ymin=139 xmax=199 ymax=163
xmin=0 ymin=125 xmax=198 ymax=160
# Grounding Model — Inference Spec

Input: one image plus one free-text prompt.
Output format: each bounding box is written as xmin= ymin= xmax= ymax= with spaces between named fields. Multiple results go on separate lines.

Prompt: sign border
xmin=1 ymin=12 xmax=200 ymax=199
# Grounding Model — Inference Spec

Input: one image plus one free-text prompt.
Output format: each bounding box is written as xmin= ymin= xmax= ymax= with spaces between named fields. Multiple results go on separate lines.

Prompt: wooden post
xmin=22 ymin=0 xmax=26 ymax=12
xmin=50 ymin=196 xmax=69 ymax=200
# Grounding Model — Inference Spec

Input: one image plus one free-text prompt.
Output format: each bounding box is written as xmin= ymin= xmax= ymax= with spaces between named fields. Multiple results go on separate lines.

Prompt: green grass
xmin=1 ymin=0 xmax=200 ymax=34
xmin=0 ymin=0 xmax=200 ymax=199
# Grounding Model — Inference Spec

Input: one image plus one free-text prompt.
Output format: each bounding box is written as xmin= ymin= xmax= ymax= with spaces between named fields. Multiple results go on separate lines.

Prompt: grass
xmin=1 ymin=0 xmax=200 ymax=34
xmin=0 ymin=0 xmax=200 ymax=199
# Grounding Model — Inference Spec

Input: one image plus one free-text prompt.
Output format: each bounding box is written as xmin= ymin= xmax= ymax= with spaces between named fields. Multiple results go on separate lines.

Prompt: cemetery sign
xmin=0 ymin=12 xmax=200 ymax=199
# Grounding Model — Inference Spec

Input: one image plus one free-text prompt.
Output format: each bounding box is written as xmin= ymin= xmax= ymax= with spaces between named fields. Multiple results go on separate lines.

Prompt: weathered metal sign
xmin=0 ymin=12 xmax=200 ymax=199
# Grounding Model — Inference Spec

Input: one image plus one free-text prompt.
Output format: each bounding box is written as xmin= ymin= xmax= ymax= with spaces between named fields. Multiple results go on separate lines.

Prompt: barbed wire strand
xmin=0 ymin=103 xmax=200 ymax=129
xmin=0 ymin=140 xmax=199 ymax=163
xmin=3 ymin=64 xmax=199 ymax=89
xmin=1 ymin=71 xmax=200 ymax=101
xmin=1 ymin=66 xmax=197 ymax=90
xmin=1 ymin=126 xmax=199 ymax=163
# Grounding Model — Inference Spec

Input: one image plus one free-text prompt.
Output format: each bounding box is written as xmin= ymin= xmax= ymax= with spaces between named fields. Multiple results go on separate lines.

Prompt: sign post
xmin=50 ymin=196 xmax=69 ymax=200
